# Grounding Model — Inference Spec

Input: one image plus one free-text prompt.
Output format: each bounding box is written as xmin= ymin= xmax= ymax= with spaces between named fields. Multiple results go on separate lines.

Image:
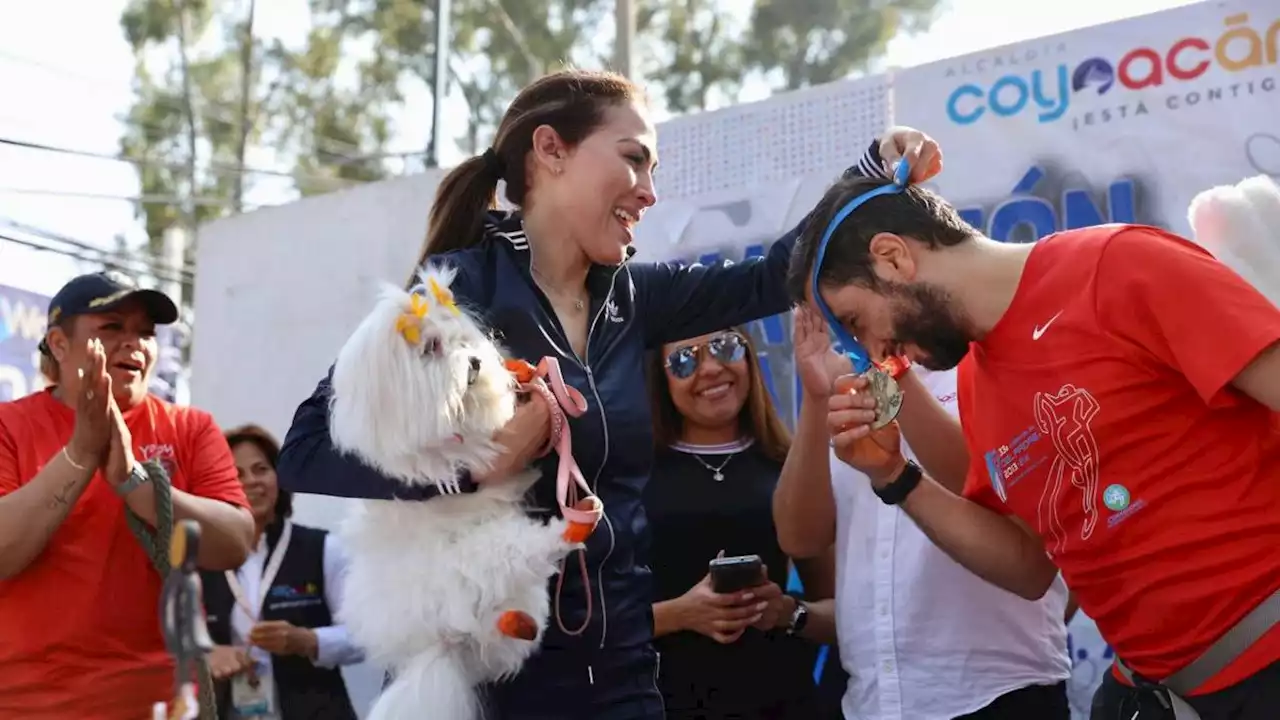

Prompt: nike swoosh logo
xmin=1033 ymin=311 xmax=1064 ymax=340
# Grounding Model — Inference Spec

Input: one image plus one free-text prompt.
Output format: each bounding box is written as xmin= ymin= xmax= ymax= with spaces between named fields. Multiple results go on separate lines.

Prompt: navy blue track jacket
xmin=277 ymin=140 xmax=888 ymax=682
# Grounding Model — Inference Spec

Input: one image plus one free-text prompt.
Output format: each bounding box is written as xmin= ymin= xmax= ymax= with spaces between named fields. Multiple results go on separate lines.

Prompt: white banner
xmin=894 ymin=0 xmax=1279 ymax=241
xmin=892 ymin=2 xmax=1279 ymax=715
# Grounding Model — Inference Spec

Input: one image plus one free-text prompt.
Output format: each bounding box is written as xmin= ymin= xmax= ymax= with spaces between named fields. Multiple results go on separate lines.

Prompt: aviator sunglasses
xmin=664 ymin=332 xmax=748 ymax=380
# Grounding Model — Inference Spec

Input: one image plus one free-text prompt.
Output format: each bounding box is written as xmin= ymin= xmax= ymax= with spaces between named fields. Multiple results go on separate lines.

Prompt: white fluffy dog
xmin=328 ymin=266 xmax=601 ymax=720
xmin=1187 ymin=173 xmax=1280 ymax=305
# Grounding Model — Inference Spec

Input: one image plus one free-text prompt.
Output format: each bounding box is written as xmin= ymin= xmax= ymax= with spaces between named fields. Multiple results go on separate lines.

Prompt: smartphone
xmin=708 ymin=554 xmax=764 ymax=594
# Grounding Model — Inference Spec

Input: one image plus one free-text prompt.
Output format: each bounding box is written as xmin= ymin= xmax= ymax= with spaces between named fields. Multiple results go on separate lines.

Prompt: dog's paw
xmin=496 ymin=610 xmax=538 ymax=642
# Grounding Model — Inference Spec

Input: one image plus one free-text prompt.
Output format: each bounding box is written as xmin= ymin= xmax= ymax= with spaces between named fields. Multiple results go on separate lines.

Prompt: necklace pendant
xmin=574 ymin=299 xmax=584 ymax=311
xmin=713 ymin=471 xmax=724 ymax=482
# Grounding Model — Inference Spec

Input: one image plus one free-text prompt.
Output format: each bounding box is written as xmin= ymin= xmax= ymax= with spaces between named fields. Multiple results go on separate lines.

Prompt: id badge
xmin=230 ymin=666 xmax=275 ymax=718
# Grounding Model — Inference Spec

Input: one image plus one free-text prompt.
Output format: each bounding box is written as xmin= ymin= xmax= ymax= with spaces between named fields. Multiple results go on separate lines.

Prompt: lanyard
xmin=810 ymin=158 xmax=912 ymax=373
xmin=225 ymin=520 xmax=293 ymax=623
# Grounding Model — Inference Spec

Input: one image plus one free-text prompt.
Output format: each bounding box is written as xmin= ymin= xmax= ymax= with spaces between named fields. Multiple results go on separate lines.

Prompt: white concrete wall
xmin=194 ymin=169 xmax=439 ymax=429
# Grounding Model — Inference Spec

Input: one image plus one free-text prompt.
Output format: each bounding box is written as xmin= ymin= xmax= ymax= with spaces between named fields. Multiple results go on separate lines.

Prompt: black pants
xmin=482 ymin=646 xmax=665 ymax=720
xmin=1089 ymin=661 xmax=1280 ymax=720
xmin=954 ymin=681 xmax=1070 ymax=720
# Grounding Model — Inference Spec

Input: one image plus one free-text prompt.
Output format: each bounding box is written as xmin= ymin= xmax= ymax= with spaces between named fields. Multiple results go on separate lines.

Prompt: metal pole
xmin=430 ymin=0 xmax=451 ymax=167
xmin=614 ymin=0 xmax=635 ymax=78
xmin=161 ymin=226 xmax=185 ymax=303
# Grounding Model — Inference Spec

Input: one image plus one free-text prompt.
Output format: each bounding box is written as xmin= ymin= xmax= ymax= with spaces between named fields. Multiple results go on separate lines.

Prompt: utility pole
xmin=159 ymin=225 xmax=192 ymax=403
xmin=429 ymin=0 xmax=452 ymax=167
xmin=614 ymin=0 xmax=635 ymax=78
xmin=160 ymin=227 xmax=187 ymax=305
xmin=173 ymin=0 xmax=198 ymax=315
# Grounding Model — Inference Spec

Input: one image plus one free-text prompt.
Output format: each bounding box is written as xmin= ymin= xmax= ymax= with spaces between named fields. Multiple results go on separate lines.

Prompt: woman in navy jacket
xmin=278 ymin=68 xmax=941 ymax=720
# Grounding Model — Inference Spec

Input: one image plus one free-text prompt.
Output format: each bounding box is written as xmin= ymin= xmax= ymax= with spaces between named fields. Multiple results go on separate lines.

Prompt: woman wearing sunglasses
xmin=645 ymin=328 xmax=840 ymax=720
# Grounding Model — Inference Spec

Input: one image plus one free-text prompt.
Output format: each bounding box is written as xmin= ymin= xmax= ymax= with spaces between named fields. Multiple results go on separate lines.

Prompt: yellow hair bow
xmin=429 ymin=277 xmax=460 ymax=315
xmin=395 ymin=292 xmax=429 ymax=345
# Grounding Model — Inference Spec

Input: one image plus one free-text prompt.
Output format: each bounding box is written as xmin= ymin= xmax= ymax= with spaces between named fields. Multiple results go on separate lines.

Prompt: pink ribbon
xmin=515 ymin=357 xmax=604 ymax=636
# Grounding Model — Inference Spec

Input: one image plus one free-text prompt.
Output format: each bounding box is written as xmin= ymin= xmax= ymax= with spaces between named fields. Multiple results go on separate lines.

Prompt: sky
xmin=0 ymin=0 xmax=1200 ymax=298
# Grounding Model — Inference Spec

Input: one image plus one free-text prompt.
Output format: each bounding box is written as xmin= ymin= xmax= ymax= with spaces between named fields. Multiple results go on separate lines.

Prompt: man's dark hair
xmin=786 ymin=176 xmax=977 ymax=301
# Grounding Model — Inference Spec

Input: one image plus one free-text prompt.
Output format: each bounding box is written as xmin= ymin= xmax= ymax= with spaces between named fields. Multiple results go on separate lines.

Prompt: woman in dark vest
xmin=201 ymin=424 xmax=363 ymax=719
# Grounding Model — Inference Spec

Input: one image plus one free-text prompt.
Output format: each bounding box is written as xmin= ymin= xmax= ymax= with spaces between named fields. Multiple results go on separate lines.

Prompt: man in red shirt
xmin=785 ymin=176 xmax=1280 ymax=719
xmin=0 ymin=272 xmax=254 ymax=718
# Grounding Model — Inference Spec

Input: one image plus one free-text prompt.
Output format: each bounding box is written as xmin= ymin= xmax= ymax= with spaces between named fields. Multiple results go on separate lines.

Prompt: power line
xmin=0 ymin=233 xmax=190 ymax=286
xmin=0 ymin=52 xmax=429 ymax=183
xmin=0 ymin=49 xmax=366 ymax=160
xmin=0 ymin=232 xmax=115 ymax=268
xmin=2 ymin=218 xmax=195 ymax=282
xmin=0 ymin=218 xmax=195 ymax=278
xmin=0 ymin=186 xmax=236 ymax=208
xmin=0 ymin=135 xmax=355 ymax=186
xmin=0 ymin=53 xmax=421 ymax=211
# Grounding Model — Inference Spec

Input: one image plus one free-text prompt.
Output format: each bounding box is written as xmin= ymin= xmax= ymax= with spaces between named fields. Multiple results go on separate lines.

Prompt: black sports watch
xmin=785 ymin=594 xmax=809 ymax=637
xmin=872 ymin=460 xmax=923 ymax=506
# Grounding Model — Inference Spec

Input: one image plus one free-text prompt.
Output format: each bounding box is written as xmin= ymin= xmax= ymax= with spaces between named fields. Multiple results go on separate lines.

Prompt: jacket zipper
xmin=526 ymin=250 xmax=624 ymax=652
xmin=582 ymin=268 xmax=623 ymax=650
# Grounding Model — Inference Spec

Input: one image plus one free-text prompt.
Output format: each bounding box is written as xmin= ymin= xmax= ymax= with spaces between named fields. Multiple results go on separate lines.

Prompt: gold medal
xmin=864 ymin=366 xmax=904 ymax=430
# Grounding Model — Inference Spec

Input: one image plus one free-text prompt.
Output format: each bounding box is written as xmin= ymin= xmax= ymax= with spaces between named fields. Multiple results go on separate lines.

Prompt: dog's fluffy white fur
xmin=1187 ymin=174 xmax=1280 ymax=306
xmin=329 ymin=266 xmax=578 ymax=720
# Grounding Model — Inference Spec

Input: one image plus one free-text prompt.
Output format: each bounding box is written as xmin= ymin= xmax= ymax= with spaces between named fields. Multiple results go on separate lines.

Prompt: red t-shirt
xmin=958 ymin=224 xmax=1280 ymax=694
xmin=0 ymin=390 xmax=248 ymax=719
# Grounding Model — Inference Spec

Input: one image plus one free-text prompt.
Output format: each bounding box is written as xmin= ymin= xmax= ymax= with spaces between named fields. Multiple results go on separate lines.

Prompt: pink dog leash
xmin=508 ymin=357 xmax=604 ymax=636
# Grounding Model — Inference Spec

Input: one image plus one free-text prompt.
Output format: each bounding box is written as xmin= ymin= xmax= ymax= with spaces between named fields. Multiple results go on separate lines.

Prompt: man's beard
xmin=887 ymin=281 xmax=973 ymax=371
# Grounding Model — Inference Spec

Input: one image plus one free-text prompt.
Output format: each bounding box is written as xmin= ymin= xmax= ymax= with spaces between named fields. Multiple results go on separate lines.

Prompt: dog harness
xmin=508 ymin=357 xmax=605 ymax=637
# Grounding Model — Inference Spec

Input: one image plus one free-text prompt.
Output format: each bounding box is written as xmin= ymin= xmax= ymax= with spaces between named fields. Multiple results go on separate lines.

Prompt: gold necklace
xmin=531 ymin=266 xmax=587 ymax=311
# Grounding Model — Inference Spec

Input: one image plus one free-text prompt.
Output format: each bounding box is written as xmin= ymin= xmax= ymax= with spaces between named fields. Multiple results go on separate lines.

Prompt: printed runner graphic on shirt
xmin=1033 ymin=384 xmax=1101 ymax=557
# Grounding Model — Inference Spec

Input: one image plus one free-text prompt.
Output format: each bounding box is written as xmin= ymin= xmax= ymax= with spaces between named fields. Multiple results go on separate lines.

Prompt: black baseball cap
xmin=46 ymin=271 xmax=180 ymax=327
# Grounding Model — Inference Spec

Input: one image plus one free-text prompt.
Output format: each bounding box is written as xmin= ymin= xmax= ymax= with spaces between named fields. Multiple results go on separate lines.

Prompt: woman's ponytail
xmin=408 ymin=154 xmax=499 ymax=287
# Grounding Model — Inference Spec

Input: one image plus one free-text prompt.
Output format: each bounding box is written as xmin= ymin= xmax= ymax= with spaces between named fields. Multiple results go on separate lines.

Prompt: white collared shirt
xmin=832 ymin=368 xmax=1071 ymax=720
xmin=229 ymin=525 xmax=364 ymax=718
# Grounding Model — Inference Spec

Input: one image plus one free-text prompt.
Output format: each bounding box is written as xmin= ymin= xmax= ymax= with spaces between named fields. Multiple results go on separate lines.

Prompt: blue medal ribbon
xmin=810 ymin=159 xmax=912 ymax=373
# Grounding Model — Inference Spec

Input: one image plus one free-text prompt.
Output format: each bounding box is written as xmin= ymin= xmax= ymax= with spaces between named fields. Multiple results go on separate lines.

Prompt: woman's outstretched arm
xmin=633 ymin=128 xmax=941 ymax=347
xmin=277 ymin=367 xmax=477 ymax=501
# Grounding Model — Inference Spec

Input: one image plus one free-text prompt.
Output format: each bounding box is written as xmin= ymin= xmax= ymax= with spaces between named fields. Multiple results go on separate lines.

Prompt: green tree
xmin=636 ymin=0 xmax=750 ymax=114
xmin=436 ymin=0 xmax=614 ymax=154
xmin=744 ymin=0 xmax=941 ymax=91
xmin=632 ymin=0 xmax=940 ymax=114
xmin=119 ymin=0 xmax=225 ymax=279
xmin=118 ymin=0 xmax=396 ymax=303
xmin=264 ymin=1 xmax=405 ymax=193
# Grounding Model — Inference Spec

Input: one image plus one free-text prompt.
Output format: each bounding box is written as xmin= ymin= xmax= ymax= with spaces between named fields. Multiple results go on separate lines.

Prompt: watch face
xmin=118 ymin=464 xmax=152 ymax=496
xmin=788 ymin=602 xmax=807 ymax=634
